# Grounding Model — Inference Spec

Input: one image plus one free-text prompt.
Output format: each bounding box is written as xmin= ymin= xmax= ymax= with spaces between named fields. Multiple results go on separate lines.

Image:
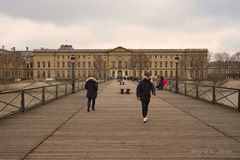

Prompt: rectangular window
xmin=37 ymin=71 xmax=40 ymax=78
xmin=83 ymin=62 xmax=86 ymax=68
xmin=62 ymin=62 xmax=65 ymax=68
xmin=43 ymin=71 xmax=46 ymax=77
xmin=112 ymin=61 xmax=115 ymax=68
xmin=38 ymin=62 xmax=40 ymax=68
xmin=48 ymin=71 xmax=51 ymax=78
xmin=170 ymin=61 xmax=173 ymax=68
xmin=125 ymin=61 xmax=128 ymax=68
xmin=165 ymin=61 xmax=168 ymax=68
xmin=68 ymin=71 xmax=70 ymax=78
xmin=88 ymin=62 xmax=91 ymax=68
xmin=104 ymin=61 xmax=106 ymax=68
xmin=43 ymin=62 xmax=45 ymax=68
xmin=48 ymin=62 xmax=50 ymax=68
xmin=165 ymin=71 xmax=168 ymax=77
xmin=57 ymin=71 xmax=60 ymax=77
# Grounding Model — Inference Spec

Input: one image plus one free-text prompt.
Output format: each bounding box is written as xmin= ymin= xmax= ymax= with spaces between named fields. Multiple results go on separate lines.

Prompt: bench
xmin=120 ymin=88 xmax=130 ymax=94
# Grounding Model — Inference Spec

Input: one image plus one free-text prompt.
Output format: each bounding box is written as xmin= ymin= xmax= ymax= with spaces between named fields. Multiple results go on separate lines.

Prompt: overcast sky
xmin=0 ymin=0 xmax=240 ymax=53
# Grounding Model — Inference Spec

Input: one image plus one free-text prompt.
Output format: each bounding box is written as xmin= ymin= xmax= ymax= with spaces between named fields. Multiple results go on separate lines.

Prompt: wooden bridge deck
xmin=0 ymin=80 xmax=240 ymax=160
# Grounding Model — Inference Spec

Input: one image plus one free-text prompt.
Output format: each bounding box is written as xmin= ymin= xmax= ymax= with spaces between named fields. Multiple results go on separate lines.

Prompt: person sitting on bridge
xmin=136 ymin=72 xmax=156 ymax=123
xmin=85 ymin=76 xmax=98 ymax=112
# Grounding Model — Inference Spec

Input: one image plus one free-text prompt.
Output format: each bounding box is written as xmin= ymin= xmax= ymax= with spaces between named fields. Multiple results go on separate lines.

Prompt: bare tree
xmin=213 ymin=52 xmax=230 ymax=78
xmin=229 ymin=52 xmax=240 ymax=79
xmin=129 ymin=53 xmax=150 ymax=78
xmin=187 ymin=53 xmax=207 ymax=80
xmin=93 ymin=55 xmax=104 ymax=79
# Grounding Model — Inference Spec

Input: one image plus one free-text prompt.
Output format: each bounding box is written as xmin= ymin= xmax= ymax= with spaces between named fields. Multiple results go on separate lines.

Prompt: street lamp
xmin=175 ymin=57 xmax=180 ymax=93
xmin=70 ymin=56 xmax=76 ymax=93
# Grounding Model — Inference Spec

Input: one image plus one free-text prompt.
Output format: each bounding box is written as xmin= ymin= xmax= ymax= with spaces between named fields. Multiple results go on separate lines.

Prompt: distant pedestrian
xmin=85 ymin=76 xmax=98 ymax=112
xmin=158 ymin=76 xmax=166 ymax=90
xmin=136 ymin=73 xmax=156 ymax=123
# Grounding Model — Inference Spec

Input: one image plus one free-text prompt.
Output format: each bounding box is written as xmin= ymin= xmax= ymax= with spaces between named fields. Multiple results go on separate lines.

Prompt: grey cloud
xmin=0 ymin=0 xmax=160 ymax=25
xmin=194 ymin=0 xmax=240 ymax=20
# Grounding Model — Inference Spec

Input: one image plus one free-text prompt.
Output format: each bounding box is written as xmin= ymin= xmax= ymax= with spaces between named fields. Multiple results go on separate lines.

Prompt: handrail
xmin=165 ymin=81 xmax=240 ymax=112
xmin=0 ymin=82 xmax=70 ymax=94
xmin=0 ymin=79 xmax=109 ymax=119
xmin=177 ymin=82 xmax=240 ymax=91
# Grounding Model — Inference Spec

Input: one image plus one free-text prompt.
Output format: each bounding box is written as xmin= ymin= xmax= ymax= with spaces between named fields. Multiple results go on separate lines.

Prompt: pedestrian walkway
xmin=0 ymin=80 xmax=240 ymax=160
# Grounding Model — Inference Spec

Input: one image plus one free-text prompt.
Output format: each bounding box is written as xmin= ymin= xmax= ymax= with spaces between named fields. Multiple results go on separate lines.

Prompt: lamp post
xmin=70 ymin=56 xmax=76 ymax=93
xmin=175 ymin=57 xmax=180 ymax=93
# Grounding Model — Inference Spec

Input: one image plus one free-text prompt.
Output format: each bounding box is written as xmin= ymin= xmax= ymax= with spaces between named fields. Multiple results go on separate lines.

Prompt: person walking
xmin=159 ymin=76 xmax=164 ymax=90
xmin=85 ymin=76 xmax=98 ymax=112
xmin=136 ymin=73 xmax=156 ymax=123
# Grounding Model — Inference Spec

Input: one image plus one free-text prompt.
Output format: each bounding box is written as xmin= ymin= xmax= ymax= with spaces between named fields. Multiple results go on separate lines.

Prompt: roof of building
xmin=33 ymin=45 xmax=208 ymax=54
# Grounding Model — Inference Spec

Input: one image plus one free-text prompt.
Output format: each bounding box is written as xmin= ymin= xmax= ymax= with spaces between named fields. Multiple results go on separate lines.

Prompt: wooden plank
xmin=0 ymin=80 xmax=240 ymax=159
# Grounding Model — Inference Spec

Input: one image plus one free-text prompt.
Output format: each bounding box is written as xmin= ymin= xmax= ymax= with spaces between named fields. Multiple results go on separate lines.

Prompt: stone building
xmin=0 ymin=47 xmax=27 ymax=82
xmin=17 ymin=47 xmax=33 ymax=80
xmin=32 ymin=45 xmax=208 ymax=80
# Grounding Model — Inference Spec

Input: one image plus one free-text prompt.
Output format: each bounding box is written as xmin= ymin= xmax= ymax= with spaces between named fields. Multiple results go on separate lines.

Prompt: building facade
xmin=32 ymin=45 xmax=208 ymax=80
xmin=0 ymin=47 xmax=27 ymax=82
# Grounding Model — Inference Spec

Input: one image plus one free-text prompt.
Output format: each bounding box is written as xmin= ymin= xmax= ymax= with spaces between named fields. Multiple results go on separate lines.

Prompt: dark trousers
xmin=141 ymin=99 xmax=150 ymax=118
xmin=87 ymin=97 xmax=96 ymax=110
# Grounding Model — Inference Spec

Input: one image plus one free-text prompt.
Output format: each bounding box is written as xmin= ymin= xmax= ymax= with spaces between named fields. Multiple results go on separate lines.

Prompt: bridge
xmin=0 ymin=80 xmax=240 ymax=159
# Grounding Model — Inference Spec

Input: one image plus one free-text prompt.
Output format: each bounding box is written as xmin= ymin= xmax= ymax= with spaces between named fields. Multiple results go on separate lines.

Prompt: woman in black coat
xmin=136 ymin=73 xmax=156 ymax=123
xmin=84 ymin=77 xmax=98 ymax=112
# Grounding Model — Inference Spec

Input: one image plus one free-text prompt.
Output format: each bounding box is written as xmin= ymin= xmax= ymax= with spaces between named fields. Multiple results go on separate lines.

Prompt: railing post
xmin=184 ymin=83 xmax=187 ymax=96
xmin=78 ymin=81 xmax=80 ymax=91
xmin=196 ymin=85 xmax=199 ymax=99
xmin=212 ymin=86 xmax=216 ymax=104
xmin=238 ymin=90 xmax=240 ymax=112
xmin=56 ymin=85 xmax=58 ymax=99
xmin=65 ymin=84 xmax=68 ymax=96
xmin=21 ymin=90 xmax=25 ymax=113
xmin=42 ymin=87 xmax=45 ymax=104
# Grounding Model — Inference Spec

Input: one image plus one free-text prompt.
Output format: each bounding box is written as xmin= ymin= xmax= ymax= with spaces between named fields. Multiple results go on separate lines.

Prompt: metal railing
xmin=165 ymin=81 xmax=240 ymax=112
xmin=0 ymin=81 xmax=87 ymax=119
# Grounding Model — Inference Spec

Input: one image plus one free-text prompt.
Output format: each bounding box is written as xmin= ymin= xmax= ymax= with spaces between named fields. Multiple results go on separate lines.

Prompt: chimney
xmin=26 ymin=47 xmax=29 ymax=51
xmin=2 ymin=45 xmax=4 ymax=50
xmin=12 ymin=47 xmax=15 ymax=51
